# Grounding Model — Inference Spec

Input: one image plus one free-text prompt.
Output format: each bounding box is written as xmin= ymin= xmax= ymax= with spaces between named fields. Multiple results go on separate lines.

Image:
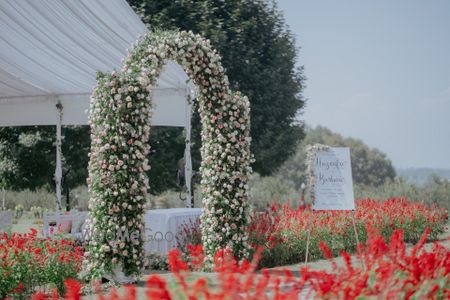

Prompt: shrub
xmin=248 ymin=173 xmax=300 ymax=211
xmin=176 ymin=218 xmax=202 ymax=256
xmin=30 ymin=206 xmax=44 ymax=219
xmin=354 ymin=176 xmax=450 ymax=212
xmin=145 ymin=252 xmax=168 ymax=271
xmin=14 ymin=204 xmax=24 ymax=219
xmin=249 ymin=198 xmax=448 ymax=268
xmin=0 ymin=230 xmax=83 ymax=298
xmin=3 ymin=189 xmax=55 ymax=211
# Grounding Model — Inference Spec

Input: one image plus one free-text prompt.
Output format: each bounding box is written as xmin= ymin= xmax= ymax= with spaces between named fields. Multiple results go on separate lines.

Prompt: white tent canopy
xmin=0 ymin=0 xmax=193 ymax=127
xmin=0 ymin=0 xmax=194 ymax=207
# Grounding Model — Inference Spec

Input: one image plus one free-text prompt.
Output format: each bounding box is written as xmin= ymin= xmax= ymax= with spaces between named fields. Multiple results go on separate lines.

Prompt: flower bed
xmin=31 ymin=228 xmax=449 ymax=299
xmin=4 ymin=197 xmax=447 ymax=298
xmin=0 ymin=229 xmax=83 ymax=298
xmin=249 ymin=197 xmax=448 ymax=268
xmin=301 ymin=228 xmax=450 ymax=299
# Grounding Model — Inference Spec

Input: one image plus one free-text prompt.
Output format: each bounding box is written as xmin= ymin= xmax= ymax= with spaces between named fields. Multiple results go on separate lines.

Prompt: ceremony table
xmin=144 ymin=208 xmax=202 ymax=255
xmin=0 ymin=211 xmax=13 ymax=232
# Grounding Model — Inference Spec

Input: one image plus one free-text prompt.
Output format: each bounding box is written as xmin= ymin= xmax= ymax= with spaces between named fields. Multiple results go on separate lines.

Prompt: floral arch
xmin=87 ymin=30 xmax=252 ymax=277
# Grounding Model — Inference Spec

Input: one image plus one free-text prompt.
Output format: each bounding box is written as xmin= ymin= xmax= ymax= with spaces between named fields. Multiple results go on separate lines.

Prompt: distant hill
xmin=396 ymin=168 xmax=450 ymax=186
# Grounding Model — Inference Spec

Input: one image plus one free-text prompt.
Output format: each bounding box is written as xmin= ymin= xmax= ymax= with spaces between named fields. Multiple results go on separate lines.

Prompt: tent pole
xmin=184 ymin=91 xmax=193 ymax=208
xmin=2 ymin=187 xmax=5 ymax=210
xmin=55 ymin=101 xmax=63 ymax=211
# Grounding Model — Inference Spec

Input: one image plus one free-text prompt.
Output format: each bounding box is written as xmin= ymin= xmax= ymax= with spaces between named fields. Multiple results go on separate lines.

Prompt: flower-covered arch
xmin=87 ymin=30 xmax=252 ymax=277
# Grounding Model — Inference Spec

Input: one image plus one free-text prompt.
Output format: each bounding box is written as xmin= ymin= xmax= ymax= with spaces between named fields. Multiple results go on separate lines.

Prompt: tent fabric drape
xmin=0 ymin=0 xmax=192 ymax=127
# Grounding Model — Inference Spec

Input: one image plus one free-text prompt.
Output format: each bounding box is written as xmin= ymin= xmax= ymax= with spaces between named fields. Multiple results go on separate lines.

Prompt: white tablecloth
xmin=144 ymin=208 xmax=202 ymax=255
xmin=0 ymin=211 xmax=13 ymax=231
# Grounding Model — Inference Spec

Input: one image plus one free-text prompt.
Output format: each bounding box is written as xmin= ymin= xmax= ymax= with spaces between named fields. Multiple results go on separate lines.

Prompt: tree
xmin=0 ymin=127 xmax=55 ymax=191
xmin=0 ymin=140 xmax=17 ymax=209
xmin=129 ymin=0 xmax=305 ymax=175
xmin=277 ymin=126 xmax=396 ymax=188
xmin=146 ymin=127 xmax=186 ymax=194
xmin=0 ymin=126 xmax=90 ymax=191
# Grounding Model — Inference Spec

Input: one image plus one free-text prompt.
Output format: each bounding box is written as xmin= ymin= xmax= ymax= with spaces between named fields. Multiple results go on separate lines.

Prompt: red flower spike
xmin=411 ymin=227 xmax=431 ymax=258
xmin=187 ymin=244 xmax=204 ymax=270
xmin=340 ymin=250 xmax=354 ymax=273
xmin=108 ymin=287 xmax=119 ymax=300
xmin=191 ymin=278 xmax=209 ymax=299
xmin=51 ymin=288 xmax=59 ymax=300
xmin=168 ymin=249 xmax=189 ymax=272
xmin=123 ymin=285 xmax=136 ymax=300
xmin=319 ymin=241 xmax=333 ymax=259
xmin=64 ymin=279 xmax=81 ymax=300
xmin=146 ymin=275 xmax=172 ymax=300
xmin=31 ymin=292 xmax=47 ymax=300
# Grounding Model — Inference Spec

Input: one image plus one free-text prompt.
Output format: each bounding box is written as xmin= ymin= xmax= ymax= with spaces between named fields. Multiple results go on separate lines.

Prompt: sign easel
xmin=304 ymin=147 xmax=363 ymax=269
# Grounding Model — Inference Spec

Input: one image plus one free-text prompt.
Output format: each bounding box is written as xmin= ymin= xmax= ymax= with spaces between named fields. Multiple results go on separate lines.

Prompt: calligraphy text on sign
xmin=313 ymin=147 xmax=355 ymax=211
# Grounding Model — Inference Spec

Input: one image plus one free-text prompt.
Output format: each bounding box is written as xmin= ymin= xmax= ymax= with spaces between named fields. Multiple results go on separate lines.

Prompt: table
xmin=0 ymin=211 xmax=13 ymax=231
xmin=144 ymin=208 xmax=202 ymax=255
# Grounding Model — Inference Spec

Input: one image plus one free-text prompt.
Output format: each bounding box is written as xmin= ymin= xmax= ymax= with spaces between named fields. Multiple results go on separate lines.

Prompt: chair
xmin=42 ymin=211 xmax=73 ymax=238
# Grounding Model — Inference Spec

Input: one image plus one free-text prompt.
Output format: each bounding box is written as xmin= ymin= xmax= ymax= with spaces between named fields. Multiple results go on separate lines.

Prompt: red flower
xmin=64 ymin=279 xmax=81 ymax=300
xmin=168 ymin=249 xmax=189 ymax=272
xmin=146 ymin=275 xmax=172 ymax=300
xmin=123 ymin=285 xmax=136 ymax=300
xmin=319 ymin=241 xmax=333 ymax=259
xmin=30 ymin=291 xmax=47 ymax=300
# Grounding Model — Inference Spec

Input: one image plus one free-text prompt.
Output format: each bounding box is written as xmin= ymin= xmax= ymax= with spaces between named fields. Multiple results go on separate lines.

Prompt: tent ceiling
xmin=0 ymin=0 xmax=192 ymax=127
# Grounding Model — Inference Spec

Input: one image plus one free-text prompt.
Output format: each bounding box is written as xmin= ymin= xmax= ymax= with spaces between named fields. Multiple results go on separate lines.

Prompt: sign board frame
xmin=304 ymin=147 xmax=363 ymax=269
xmin=312 ymin=147 xmax=355 ymax=211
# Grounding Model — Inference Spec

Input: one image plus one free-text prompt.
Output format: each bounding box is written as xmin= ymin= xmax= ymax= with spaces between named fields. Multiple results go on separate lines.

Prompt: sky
xmin=276 ymin=0 xmax=450 ymax=169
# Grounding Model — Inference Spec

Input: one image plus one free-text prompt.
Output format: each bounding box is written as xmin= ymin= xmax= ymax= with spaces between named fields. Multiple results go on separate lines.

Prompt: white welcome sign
xmin=313 ymin=147 xmax=355 ymax=210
